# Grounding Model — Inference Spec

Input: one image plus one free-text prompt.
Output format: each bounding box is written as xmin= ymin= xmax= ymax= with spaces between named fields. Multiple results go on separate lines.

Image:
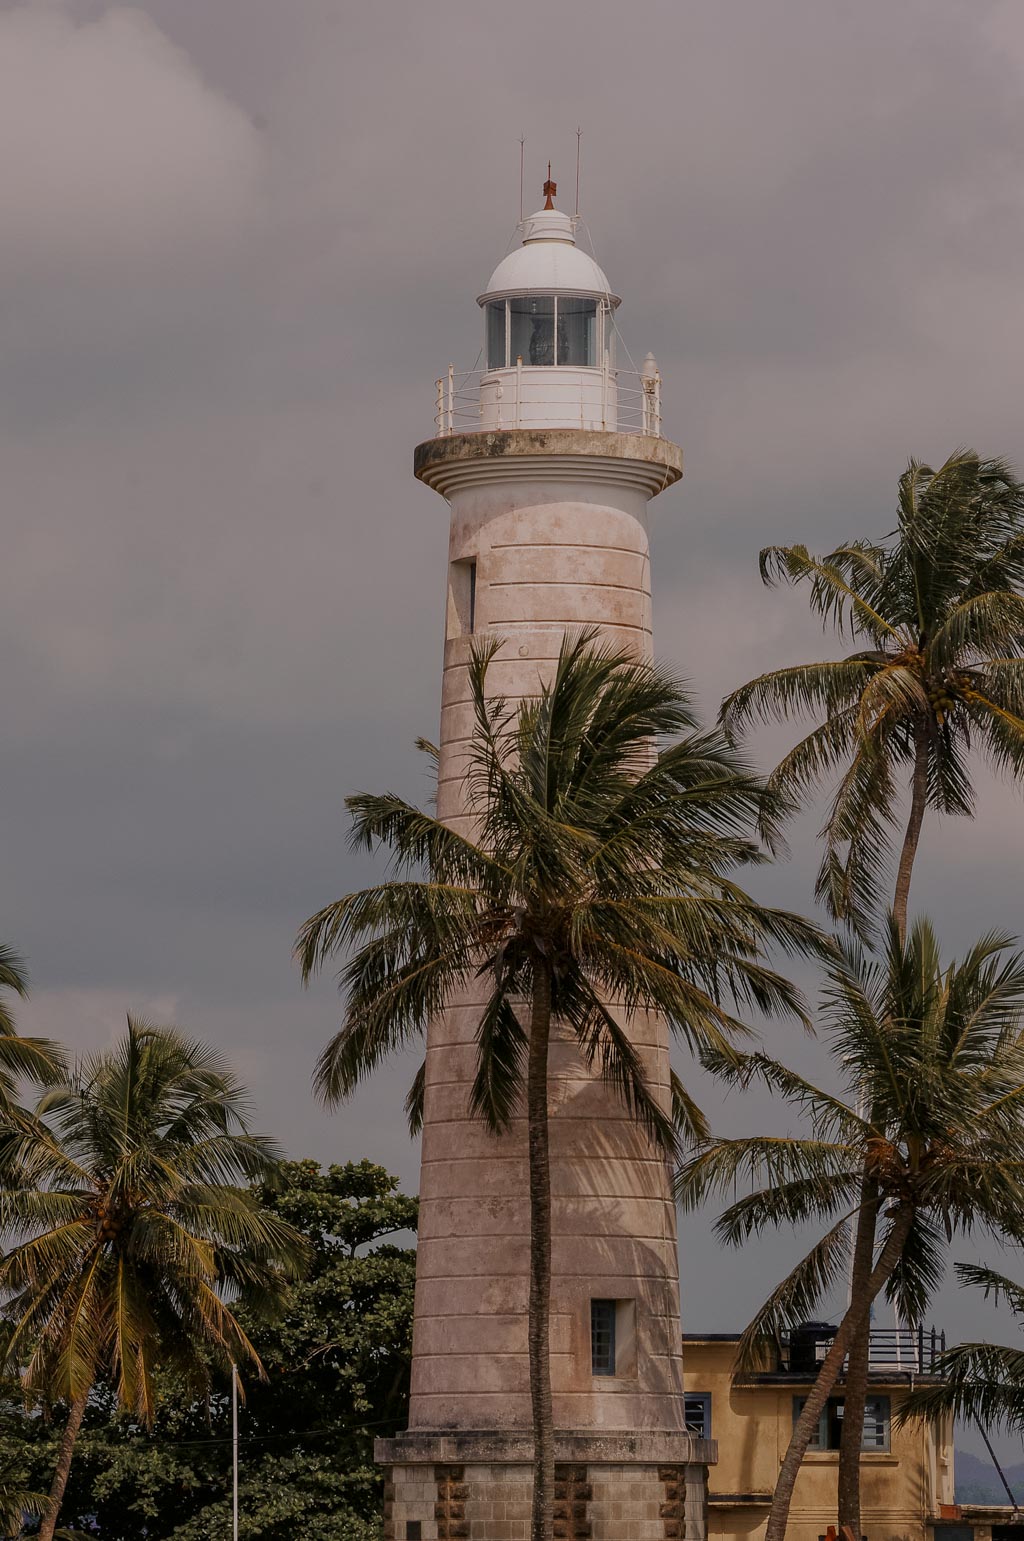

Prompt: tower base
xmin=375 ymin=1430 xmax=715 ymax=1541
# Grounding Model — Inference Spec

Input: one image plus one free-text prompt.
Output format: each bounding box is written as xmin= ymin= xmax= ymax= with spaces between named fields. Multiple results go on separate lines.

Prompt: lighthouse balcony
xmin=432 ymin=362 xmax=663 ymax=438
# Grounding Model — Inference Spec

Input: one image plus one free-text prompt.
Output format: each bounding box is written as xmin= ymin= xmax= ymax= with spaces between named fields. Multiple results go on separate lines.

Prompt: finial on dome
xmin=543 ymin=162 xmax=557 ymax=211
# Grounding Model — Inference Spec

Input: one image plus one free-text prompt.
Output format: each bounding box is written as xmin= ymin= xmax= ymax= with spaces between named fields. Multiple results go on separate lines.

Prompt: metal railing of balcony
xmin=432 ymin=363 xmax=663 ymax=439
xmin=778 ymin=1324 xmax=947 ymax=1375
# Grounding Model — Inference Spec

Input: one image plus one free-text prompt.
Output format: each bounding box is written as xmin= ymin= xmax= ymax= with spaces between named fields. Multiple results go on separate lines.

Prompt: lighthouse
xmin=377 ymin=180 xmax=713 ymax=1541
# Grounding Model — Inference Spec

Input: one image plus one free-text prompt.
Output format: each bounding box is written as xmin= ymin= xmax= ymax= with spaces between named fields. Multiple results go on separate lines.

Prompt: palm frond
xmin=721 ymin=660 xmax=880 ymax=736
xmin=469 ymin=990 xmax=528 ymax=1134
xmin=404 ymin=1058 xmax=426 ymax=1137
xmin=758 ymin=545 xmax=901 ymax=642
xmin=954 ymin=1261 xmax=1024 ymax=1316
xmin=898 ymin=1341 xmax=1024 ymax=1431
xmin=733 ymin=1213 xmax=854 ymax=1374
xmin=670 ymin=1071 xmax=710 ymax=1148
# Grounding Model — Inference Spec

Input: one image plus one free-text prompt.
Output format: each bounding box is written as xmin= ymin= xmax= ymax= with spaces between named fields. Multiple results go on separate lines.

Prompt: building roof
xmin=683 ymin=1333 xmax=744 ymax=1342
xmin=478 ymin=207 xmax=619 ymax=306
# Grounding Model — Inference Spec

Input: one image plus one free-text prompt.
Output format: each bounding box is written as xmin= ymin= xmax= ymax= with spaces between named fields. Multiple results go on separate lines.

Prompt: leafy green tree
xmin=901 ymin=1262 xmax=1024 ymax=1435
xmin=298 ymin=631 xmax=823 ymax=1541
xmin=721 ymin=449 xmax=1024 ymax=1532
xmin=0 ymin=1159 xmax=417 ymax=1539
xmin=0 ymin=1018 xmax=307 ymax=1541
xmin=675 ymin=917 xmax=1024 ymax=1541
xmin=167 ymin=1158 xmax=418 ymax=1539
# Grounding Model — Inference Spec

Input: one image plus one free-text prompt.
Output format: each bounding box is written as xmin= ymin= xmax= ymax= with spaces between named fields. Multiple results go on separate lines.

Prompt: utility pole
xmin=232 ymin=1363 xmax=239 ymax=1541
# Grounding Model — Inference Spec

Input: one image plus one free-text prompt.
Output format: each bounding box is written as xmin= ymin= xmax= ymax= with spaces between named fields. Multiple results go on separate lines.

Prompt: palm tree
xmin=675 ymin=916 xmax=1024 ymax=1541
xmin=0 ymin=946 xmax=27 ymax=1036
xmin=297 ymin=631 xmax=824 ymax=1541
xmin=722 ymin=449 xmax=1024 ymax=939
xmin=0 ymin=945 xmax=65 ymax=1113
xmin=0 ymin=1018 xmax=308 ymax=1541
xmin=0 ymin=1479 xmax=44 ymax=1539
xmin=901 ymin=1262 xmax=1024 ymax=1437
xmin=721 ymin=449 xmax=1024 ymax=1531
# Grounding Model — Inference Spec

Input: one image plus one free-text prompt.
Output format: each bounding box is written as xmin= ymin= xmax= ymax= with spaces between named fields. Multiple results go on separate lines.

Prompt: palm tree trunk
xmin=39 ymin=1388 xmax=88 ymax=1541
xmin=838 ymin=725 xmax=927 ymax=1534
xmin=893 ymin=721 xmax=928 ymax=942
xmin=765 ymin=1204 xmax=914 ymax=1541
xmin=836 ymin=1179 xmax=879 ymax=1538
xmin=527 ymin=962 xmax=554 ymax=1541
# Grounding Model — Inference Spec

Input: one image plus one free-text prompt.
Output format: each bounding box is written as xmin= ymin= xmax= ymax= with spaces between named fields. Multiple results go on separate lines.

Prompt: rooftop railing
xmin=777 ymin=1324 xmax=947 ymax=1376
xmin=432 ymin=363 xmax=663 ymax=439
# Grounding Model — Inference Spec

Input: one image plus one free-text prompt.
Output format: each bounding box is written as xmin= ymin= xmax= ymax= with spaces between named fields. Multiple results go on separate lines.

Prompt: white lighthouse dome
xmin=478 ymin=205 xmax=620 ymax=306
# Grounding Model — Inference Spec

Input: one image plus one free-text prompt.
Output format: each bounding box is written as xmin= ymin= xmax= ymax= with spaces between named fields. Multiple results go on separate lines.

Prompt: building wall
xmin=683 ymin=1338 xmax=955 ymax=1541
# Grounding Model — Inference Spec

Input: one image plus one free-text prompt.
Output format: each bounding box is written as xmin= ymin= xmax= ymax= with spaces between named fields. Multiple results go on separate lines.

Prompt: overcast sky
xmin=4 ymin=0 xmax=1024 ymax=1460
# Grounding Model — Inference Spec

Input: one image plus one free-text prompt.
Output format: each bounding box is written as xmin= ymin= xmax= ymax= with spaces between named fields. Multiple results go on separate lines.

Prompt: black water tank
xmin=790 ymin=1321 xmax=838 ymax=1373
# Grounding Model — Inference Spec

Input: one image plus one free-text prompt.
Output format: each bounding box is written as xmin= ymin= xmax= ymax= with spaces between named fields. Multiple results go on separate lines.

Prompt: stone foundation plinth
xmin=375 ymin=1430 xmax=715 ymax=1541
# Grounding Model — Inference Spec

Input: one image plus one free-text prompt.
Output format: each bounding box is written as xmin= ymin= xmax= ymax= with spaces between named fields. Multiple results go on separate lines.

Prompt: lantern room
xmin=478 ymin=204 xmax=619 ymax=374
xmin=431 ymin=176 xmax=662 ymax=438
xmin=475 ymin=188 xmax=619 ymax=433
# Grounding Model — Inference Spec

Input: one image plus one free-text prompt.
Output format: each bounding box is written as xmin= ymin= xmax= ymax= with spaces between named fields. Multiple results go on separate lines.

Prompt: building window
xmin=510 ymin=295 xmax=554 ymax=366
xmin=447 ymin=558 xmax=478 ymax=640
xmin=488 ymin=296 xmax=602 ymax=369
xmin=685 ymin=1393 xmax=711 ymax=1439
xmin=591 ymin=1299 xmax=616 ymax=1376
xmin=590 ymin=1299 xmax=637 ymax=1378
xmin=486 ymin=302 xmax=507 ymax=369
xmin=862 ymin=1395 xmax=891 ymax=1450
xmin=405 ymin=1525 xmax=422 ymax=1541
xmin=557 ymin=298 xmax=598 ymax=365
xmin=794 ymin=1395 xmax=890 ymax=1452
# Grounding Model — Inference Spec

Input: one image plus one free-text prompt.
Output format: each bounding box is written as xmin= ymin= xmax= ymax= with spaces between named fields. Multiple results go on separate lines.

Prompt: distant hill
xmin=956 ymin=1447 xmax=1024 ymax=1505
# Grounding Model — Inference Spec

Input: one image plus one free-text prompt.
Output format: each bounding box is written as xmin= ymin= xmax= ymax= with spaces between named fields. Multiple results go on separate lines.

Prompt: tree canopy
xmin=0 ymin=1159 xmax=416 ymax=1540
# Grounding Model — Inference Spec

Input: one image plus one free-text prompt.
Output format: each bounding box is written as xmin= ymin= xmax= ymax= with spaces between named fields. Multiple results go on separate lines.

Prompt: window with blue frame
xmin=684 ymin=1393 xmax=711 ymax=1439
xmin=793 ymin=1395 xmax=890 ymax=1452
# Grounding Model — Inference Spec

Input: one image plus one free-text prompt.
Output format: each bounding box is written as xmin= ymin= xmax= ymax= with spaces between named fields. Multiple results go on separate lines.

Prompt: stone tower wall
xmin=409 ymin=432 xmax=685 ymax=1435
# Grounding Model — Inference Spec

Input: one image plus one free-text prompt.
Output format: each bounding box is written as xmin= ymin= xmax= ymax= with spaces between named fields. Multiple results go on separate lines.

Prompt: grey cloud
xmin=0 ymin=3 xmax=264 ymax=281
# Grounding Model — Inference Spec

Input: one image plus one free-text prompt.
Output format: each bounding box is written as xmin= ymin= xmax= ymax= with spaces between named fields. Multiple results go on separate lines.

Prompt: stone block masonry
xmin=377 ymin=1432 xmax=713 ymax=1541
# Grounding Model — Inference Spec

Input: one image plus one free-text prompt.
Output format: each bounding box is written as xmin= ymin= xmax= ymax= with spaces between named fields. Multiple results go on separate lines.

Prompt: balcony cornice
xmin=414 ymin=428 xmax=683 ymax=500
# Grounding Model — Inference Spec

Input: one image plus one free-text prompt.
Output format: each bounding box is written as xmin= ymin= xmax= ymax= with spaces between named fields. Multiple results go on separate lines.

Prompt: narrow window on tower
xmin=446 ymin=558 xmax=478 ymax=639
xmin=591 ymin=1299 xmax=616 ymax=1376
xmin=590 ymin=1299 xmax=637 ymax=1378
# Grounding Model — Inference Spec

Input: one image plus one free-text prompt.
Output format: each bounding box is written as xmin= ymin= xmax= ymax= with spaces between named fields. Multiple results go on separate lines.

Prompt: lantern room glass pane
xmin=510 ymin=295 xmax=555 ymax=366
xmin=486 ymin=303 xmax=506 ymax=369
xmin=558 ymin=298 xmax=597 ymax=365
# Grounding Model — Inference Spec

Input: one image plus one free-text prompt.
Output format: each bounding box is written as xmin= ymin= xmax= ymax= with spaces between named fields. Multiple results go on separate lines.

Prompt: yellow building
xmin=683 ymin=1326 xmax=960 ymax=1541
